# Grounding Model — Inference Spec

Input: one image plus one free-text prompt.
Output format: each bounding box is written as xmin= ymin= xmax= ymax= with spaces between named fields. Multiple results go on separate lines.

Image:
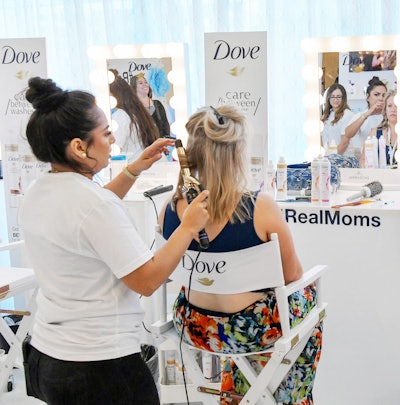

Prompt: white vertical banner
xmin=204 ymin=32 xmax=268 ymax=191
xmin=0 ymin=38 xmax=48 ymax=243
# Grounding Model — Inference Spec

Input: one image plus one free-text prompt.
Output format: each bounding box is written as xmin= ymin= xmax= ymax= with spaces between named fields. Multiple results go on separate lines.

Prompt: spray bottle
xmin=320 ymin=157 xmax=331 ymax=205
xmin=264 ymin=160 xmax=276 ymax=198
xmin=276 ymin=156 xmax=287 ymax=200
xmin=378 ymin=135 xmax=387 ymax=168
xmin=311 ymin=156 xmax=321 ymax=205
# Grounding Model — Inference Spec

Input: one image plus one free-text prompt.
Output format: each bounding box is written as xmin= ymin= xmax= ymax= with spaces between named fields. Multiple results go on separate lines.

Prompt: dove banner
xmin=0 ymin=37 xmax=48 ymax=244
xmin=204 ymin=31 xmax=268 ymax=190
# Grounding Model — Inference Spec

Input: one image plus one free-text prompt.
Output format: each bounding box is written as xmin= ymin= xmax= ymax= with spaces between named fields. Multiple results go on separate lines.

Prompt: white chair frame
xmin=152 ymin=232 xmax=327 ymax=405
xmin=0 ymin=241 xmax=37 ymax=394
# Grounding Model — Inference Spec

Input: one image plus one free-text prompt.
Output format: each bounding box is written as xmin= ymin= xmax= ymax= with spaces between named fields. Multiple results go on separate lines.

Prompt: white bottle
xmin=109 ymin=154 xmax=127 ymax=180
xmin=201 ymin=352 xmax=213 ymax=380
xmin=378 ymin=135 xmax=387 ymax=168
xmin=371 ymin=136 xmax=379 ymax=168
xmin=20 ymin=154 xmax=36 ymax=194
xmin=364 ymin=136 xmax=375 ymax=168
xmin=327 ymin=140 xmax=338 ymax=156
xmin=165 ymin=350 xmax=176 ymax=385
xmin=3 ymin=132 xmax=21 ymax=208
xmin=276 ymin=156 xmax=287 ymax=200
xmin=320 ymin=157 xmax=331 ymax=205
xmin=264 ymin=160 xmax=276 ymax=198
xmin=311 ymin=156 xmax=321 ymax=205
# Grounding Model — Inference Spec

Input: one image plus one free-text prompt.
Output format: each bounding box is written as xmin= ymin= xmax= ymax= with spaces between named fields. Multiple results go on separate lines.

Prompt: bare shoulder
xmin=254 ymin=191 xmax=282 ymax=215
xmin=253 ymin=192 xmax=286 ymax=241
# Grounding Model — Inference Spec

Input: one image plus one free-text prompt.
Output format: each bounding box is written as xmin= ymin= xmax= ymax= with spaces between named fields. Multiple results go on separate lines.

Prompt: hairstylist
xmin=18 ymin=77 xmax=209 ymax=405
xmin=338 ymin=76 xmax=387 ymax=156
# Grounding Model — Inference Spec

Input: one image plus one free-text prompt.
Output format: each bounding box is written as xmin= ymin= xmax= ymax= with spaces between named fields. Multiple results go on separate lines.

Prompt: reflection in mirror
xmin=88 ymin=43 xmax=189 ymax=148
xmin=301 ymin=35 xmax=400 ymax=166
xmin=107 ymin=57 xmax=174 ymax=161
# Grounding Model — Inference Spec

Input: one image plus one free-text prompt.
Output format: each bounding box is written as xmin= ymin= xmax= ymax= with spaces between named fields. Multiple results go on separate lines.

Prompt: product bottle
xmin=165 ymin=350 xmax=176 ymax=385
xmin=201 ymin=352 xmax=213 ymax=380
xmin=264 ymin=160 xmax=276 ymax=198
xmin=371 ymin=136 xmax=379 ymax=168
xmin=378 ymin=135 xmax=387 ymax=168
xmin=4 ymin=131 xmax=21 ymax=207
xmin=276 ymin=156 xmax=287 ymax=200
xmin=320 ymin=157 xmax=331 ymax=205
xmin=311 ymin=156 xmax=321 ymax=205
xmin=20 ymin=154 xmax=36 ymax=194
xmin=109 ymin=154 xmax=127 ymax=180
xmin=364 ymin=136 xmax=374 ymax=168
xmin=327 ymin=140 xmax=338 ymax=156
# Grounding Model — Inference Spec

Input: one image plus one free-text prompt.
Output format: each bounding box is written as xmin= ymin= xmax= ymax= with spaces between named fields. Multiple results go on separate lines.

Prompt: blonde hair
xmin=175 ymin=105 xmax=253 ymax=223
xmin=381 ymin=90 xmax=397 ymax=129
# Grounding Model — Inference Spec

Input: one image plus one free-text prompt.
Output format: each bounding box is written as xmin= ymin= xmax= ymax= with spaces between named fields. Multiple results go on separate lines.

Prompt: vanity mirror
xmin=88 ymin=43 xmax=189 ymax=145
xmin=301 ymin=35 xmax=400 ymax=162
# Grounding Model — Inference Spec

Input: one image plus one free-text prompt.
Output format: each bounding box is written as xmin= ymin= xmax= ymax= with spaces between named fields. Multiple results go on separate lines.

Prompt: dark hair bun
xmin=26 ymin=77 xmax=68 ymax=112
xmin=368 ymin=76 xmax=381 ymax=86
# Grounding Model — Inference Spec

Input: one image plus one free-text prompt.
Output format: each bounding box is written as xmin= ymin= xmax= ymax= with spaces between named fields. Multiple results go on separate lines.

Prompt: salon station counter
xmin=277 ymin=187 xmax=400 ymax=405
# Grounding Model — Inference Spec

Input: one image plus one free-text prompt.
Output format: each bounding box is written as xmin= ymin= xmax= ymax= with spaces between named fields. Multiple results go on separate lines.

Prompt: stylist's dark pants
xmin=25 ymin=345 xmax=159 ymax=404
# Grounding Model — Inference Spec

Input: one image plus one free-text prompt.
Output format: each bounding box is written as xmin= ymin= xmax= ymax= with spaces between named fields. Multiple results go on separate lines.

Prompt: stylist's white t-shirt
xmin=344 ymin=112 xmax=383 ymax=155
xmin=19 ymin=172 xmax=153 ymax=361
xmin=112 ymin=108 xmax=143 ymax=162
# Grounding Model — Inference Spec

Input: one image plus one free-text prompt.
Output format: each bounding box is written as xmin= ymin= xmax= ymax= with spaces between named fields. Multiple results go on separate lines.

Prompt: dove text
xmin=182 ymin=254 xmax=227 ymax=274
xmin=1 ymin=45 xmax=41 ymax=64
xmin=213 ymin=40 xmax=260 ymax=60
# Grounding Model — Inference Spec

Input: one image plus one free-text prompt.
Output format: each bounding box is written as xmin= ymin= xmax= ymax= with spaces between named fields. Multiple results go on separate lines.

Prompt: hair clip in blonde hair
xmin=210 ymin=106 xmax=224 ymax=125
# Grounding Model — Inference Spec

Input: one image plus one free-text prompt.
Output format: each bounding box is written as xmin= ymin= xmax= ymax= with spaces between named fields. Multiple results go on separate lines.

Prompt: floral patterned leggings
xmin=173 ymin=285 xmax=323 ymax=405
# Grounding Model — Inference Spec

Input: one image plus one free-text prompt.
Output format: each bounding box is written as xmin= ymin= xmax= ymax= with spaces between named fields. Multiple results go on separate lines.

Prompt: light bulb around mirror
xmin=111 ymin=120 xmax=119 ymax=133
xmin=108 ymin=70 xmax=116 ymax=84
xmin=113 ymin=44 xmax=139 ymax=59
xmin=166 ymin=42 xmax=184 ymax=58
xmin=109 ymin=96 xmax=117 ymax=109
xmin=167 ymin=69 xmax=186 ymax=85
xmin=330 ymin=37 xmax=350 ymax=52
xmin=362 ymin=36 xmax=381 ymax=52
xmin=171 ymin=121 xmax=187 ymax=142
xmin=302 ymin=92 xmax=322 ymax=110
xmin=301 ymin=38 xmax=318 ymax=54
xmin=87 ymin=45 xmax=111 ymax=61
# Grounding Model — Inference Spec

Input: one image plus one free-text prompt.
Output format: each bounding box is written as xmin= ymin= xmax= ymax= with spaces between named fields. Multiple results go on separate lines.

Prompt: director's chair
xmin=0 ymin=241 xmax=37 ymax=394
xmin=152 ymin=231 xmax=327 ymax=405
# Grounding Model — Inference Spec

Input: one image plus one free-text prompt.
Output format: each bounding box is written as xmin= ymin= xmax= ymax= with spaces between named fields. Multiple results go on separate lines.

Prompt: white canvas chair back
xmin=152 ymin=228 xmax=327 ymax=405
xmin=166 ymin=232 xmax=284 ymax=295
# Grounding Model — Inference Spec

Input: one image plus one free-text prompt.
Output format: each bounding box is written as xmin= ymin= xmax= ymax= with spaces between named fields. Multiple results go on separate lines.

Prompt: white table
xmin=124 ymin=186 xmax=175 ymax=345
xmin=278 ymin=190 xmax=400 ymax=405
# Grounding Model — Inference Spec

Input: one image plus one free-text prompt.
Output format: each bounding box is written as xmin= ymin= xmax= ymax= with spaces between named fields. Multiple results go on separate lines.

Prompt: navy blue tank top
xmin=162 ymin=192 xmax=264 ymax=252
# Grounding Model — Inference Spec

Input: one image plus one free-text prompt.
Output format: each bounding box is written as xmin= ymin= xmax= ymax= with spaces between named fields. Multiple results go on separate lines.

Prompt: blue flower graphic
xmin=148 ymin=67 xmax=170 ymax=97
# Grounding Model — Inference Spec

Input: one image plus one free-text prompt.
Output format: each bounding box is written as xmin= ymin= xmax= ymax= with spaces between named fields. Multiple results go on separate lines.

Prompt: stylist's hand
xmin=367 ymin=100 xmax=384 ymax=116
xmin=128 ymin=138 xmax=175 ymax=175
xmin=180 ymin=190 xmax=210 ymax=237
